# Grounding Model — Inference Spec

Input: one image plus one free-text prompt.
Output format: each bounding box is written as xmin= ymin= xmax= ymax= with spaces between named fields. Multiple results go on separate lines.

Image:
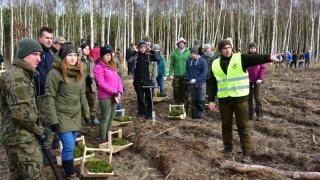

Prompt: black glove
xmin=114 ymin=92 xmax=120 ymax=97
xmin=50 ymin=123 xmax=60 ymax=132
xmin=85 ymin=76 xmax=92 ymax=86
xmin=85 ymin=118 xmax=90 ymax=125
xmin=39 ymin=129 xmax=48 ymax=142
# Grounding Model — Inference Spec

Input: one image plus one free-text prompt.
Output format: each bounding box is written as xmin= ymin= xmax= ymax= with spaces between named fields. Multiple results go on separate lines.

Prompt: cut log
xmin=221 ymin=160 xmax=320 ymax=179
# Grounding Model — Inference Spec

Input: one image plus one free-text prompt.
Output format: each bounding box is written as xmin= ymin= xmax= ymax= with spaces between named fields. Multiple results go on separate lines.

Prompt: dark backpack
xmin=0 ymin=53 xmax=4 ymax=64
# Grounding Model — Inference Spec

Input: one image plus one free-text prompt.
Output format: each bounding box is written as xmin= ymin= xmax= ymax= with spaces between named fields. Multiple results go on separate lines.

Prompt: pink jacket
xmin=93 ymin=62 xmax=123 ymax=99
xmin=247 ymin=64 xmax=266 ymax=81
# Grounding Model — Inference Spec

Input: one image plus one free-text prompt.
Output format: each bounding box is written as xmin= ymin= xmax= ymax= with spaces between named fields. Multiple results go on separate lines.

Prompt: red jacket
xmin=90 ymin=46 xmax=100 ymax=62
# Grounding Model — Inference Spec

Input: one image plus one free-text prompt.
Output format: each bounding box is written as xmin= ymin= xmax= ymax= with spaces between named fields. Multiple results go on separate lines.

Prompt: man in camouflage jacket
xmin=0 ymin=38 xmax=47 ymax=179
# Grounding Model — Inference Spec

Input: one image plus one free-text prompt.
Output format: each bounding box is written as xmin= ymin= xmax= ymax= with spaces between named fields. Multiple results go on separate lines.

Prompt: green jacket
xmin=115 ymin=56 xmax=123 ymax=83
xmin=169 ymin=48 xmax=190 ymax=76
xmin=0 ymin=59 xmax=44 ymax=145
xmin=80 ymin=55 xmax=97 ymax=92
xmin=45 ymin=61 xmax=90 ymax=133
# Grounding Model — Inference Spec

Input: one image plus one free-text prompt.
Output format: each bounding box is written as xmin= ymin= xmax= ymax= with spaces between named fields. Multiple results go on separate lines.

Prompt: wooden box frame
xmin=99 ymin=129 xmax=133 ymax=153
xmin=167 ymin=104 xmax=186 ymax=120
xmin=112 ymin=109 xmax=133 ymax=126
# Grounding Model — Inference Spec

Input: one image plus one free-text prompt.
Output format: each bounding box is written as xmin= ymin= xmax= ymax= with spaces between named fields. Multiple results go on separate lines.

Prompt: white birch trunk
xmin=285 ymin=0 xmax=292 ymax=52
xmin=250 ymin=0 xmax=256 ymax=42
xmin=106 ymin=5 xmax=111 ymax=45
xmin=80 ymin=0 xmax=83 ymax=42
xmin=202 ymin=0 xmax=206 ymax=42
xmin=213 ymin=0 xmax=222 ymax=47
xmin=174 ymin=0 xmax=178 ymax=42
xmin=316 ymin=8 xmax=320 ymax=63
xmin=100 ymin=0 xmax=105 ymax=47
xmin=145 ymin=0 xmax=149 ymax=36
xmin=131 ymin=0 xmax=134 ymax=43
xmin=271 ymin=0 xmax=278 ymax=53
xmin=90 ymin=0 xmax=94 ymax=48
xmin=55 ymin=0 xmax=58 ymax=37
xmin=24 ymin=0 xmax=27 ymax=28
xmin=0 ymin=0 xmax=3 ymax=55
xmin=123 ymin=0 xmax=127 ymax=68
xmin=30 ymin=0 xmax=34 ymax=38
xmin=10 ymin=0 xmax=14 ymax=64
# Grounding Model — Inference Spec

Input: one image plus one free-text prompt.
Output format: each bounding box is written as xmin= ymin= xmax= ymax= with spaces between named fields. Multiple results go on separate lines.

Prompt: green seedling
xmin=85 ymin=159 xmax=113 ymax=173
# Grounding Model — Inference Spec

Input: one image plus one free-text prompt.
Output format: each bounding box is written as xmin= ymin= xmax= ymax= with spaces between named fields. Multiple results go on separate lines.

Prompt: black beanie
xmin=248 ymin=42 xmax=257 ymax=49
xmin=138 ymin=40 xmax=147 ymax=48
xmin=100 ymin=45 xmax=113 ymax=58
xmin=17 ymin=38 xmax=43 ymax=59
xmin=58 ymin=44 xmax=77 ymax=60
xmin=190 ymin=47 xmax=198 ymax=55
xmin=218 ymin=39 xmax=233 ymax=52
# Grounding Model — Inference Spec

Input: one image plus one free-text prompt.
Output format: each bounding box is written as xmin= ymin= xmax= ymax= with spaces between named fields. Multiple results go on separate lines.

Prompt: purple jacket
xmin=247 ymin=64 xmax=266 ymax=81
xmin=94 ymin=62 xmax=123 ymax=99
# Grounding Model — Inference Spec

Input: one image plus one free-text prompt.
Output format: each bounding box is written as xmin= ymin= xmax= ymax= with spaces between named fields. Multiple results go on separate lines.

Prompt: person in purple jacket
xmin=94 ymin=45 xmax=123 ymax=143
xmin=247 ymin=42 xmax=266 ymax=121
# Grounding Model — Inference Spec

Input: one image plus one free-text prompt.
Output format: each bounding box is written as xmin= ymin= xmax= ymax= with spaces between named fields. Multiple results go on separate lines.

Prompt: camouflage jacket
xmin=0 ymin=59 xmax=44 ymax=145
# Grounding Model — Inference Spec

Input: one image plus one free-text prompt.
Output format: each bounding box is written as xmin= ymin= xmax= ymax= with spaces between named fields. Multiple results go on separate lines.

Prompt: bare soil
xmin=1 ymin=65 xmax=320 ymax=180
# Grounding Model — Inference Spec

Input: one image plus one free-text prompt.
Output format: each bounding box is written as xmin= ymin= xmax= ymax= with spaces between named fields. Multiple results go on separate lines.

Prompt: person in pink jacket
xmin=94 ymin=45 xmax=123 ymax=143
xmin=247 ymin=42 xmax=266 ymax=121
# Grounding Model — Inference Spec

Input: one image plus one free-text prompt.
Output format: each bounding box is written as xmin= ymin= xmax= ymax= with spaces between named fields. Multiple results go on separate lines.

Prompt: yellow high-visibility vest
xmin=212 ymin=53 xmax=249 ymax=98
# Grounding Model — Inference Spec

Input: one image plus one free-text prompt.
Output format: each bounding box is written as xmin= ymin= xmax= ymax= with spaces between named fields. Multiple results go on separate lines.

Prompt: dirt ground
xmin=1 ymin=63 xmax=320 ymax=180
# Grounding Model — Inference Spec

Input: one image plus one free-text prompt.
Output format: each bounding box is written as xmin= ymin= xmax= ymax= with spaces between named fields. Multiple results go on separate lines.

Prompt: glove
xmin=256 ymin=79 xmax=262 ymax=84
xmin=85 ymin=118 xmax=90 ymax=125
xmin=39 ymin=129 xmax=48 ymax=142
xmin=170 ymin=76 xmax=174 ymax=80
xmin=163 ymin=76 xmax=167 ymax=81
xmin=190 ymin=79 xmax=196 ymax=83
xmin=270 ymin=54 xmax=281 ymax=62
xmin=50 ymin=123 xmax=60 ymax=132
xmin=114 ymin=92 xmax=120 ymax=97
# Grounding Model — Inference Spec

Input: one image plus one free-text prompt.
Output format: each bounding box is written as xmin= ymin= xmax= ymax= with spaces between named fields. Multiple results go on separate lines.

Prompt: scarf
xmin=52 ymin=61 xmax=80 ymax=77
xmin=203 ymin=51 xmax=214 ymax=58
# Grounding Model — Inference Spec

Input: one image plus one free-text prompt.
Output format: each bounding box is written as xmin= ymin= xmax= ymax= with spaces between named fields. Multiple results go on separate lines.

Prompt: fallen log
xmin=221 ymin=160 xmax=320 ymax=179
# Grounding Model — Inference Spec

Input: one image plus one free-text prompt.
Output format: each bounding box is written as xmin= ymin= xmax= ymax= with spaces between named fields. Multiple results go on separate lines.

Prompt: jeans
xmin=156 ymin=75 xmax=165 ymax=94
xmin=58 ymin=131 xmax=78 ymax=161
xmin=116 ymin=102 xmax=123 ymax=116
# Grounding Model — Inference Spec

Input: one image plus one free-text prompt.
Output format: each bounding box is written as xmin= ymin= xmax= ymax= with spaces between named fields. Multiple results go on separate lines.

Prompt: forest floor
xmin=1 ymin=63 xmax=320 ymax=180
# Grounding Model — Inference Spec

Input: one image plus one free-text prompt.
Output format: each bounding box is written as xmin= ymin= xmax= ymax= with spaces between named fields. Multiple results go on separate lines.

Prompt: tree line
xmin=0 ymin=0 xmax=319 ymax=64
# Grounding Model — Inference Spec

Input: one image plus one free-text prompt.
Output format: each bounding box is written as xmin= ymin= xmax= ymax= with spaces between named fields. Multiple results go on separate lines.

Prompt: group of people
xmin=0 ymin=25 xmax=292 ymax=179
xmin=0 ymin=27 xmax=123 ymax=180
xmin=277 ymin=50 xmax=312 ymax=69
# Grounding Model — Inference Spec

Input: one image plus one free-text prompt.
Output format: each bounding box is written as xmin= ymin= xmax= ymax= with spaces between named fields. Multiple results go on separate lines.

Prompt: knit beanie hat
xmin=58 ymin=44 xmax=78 ymax=60
xmin=218 ymin=39 xmax=233 ymax=53
xmin=138 ymin=40 xmax=147 ymax=48
xmin=190 ymin=47 xmax=198 ymax=55
xmin=142 ymin=36 xmax=152 ymax=42
xmin=203 ymin=43 xmax=212 ymax=49
xmin=152 ymin=44 xmax=160 ymax=51
xmin=17 ymin=38 xmax=43 ymax=59
xmin=226 ymin=37 xmax=233 ymax=48
xmin=248 ymin=42 xmax=257 ymax=49
xmin=193 ymin=39 xmax=201 ymax=48
xmin=100 ymin=45 xmax=113 ymax=57
xmin=53 ymin=36 xmax=67 ymax=44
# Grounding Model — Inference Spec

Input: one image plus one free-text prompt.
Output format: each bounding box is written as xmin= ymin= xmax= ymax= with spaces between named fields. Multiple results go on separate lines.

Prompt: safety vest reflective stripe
xmin=218 ymin=85 xmax=250 ymax=92
xmin=216 ymin=75 xmax=248 ymax=83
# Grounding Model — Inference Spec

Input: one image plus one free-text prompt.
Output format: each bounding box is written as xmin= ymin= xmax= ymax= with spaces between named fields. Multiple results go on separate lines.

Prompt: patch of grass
xmin=112 ymin=138 xmax=131 ymax=145
xmin=73 ymin=144 xmax=94 ymax=158
xmin=169 ymin=108 xmax=184 ymax=116
xmin=113 ymin=116 xmax=132 ymax=122
xmin=157 ymin=93 xmax=166 ymax=97
xmin=85 ymin=159 xmax=113 ymax=173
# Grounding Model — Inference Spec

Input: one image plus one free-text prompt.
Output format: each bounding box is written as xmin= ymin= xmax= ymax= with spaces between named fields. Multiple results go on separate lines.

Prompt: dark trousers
xmin=133 ymin=80 xmax=152 ymax=116
xmin=219 ymin=101 xmax=252 ymax=156
xmin=248 ymin=82 xmax=263 ymax=118
xmin=290 ymin=60 xmax=297 ymax=68
xmin=172 ymin=76 xmax=188 ymax=104
xmin=127 ymin=61 xmax=133 ymax=75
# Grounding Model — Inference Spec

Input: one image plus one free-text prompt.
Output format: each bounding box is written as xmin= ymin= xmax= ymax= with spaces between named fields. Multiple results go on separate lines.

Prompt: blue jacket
xmin=186 ymin=56 xmax=207 ymax=84
xmin=305 ymin=52 xmax=311 ymax=60
xmin=157 ymin=53 xmax=167 ymax=76
xmin=35 ymin=43 xmax=55 ymax=96
xmin=286 ymin=52 xmax=292 ymax=62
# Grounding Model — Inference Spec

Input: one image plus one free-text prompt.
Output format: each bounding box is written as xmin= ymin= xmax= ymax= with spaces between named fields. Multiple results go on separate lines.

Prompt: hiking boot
xmin=92 ymin=118 xmax=100 ymax=124
xmin=223 ymin=151 xmax=233 ymax=160
xmin=256 ymin=116 xmax=262 ymax=121
xmin=241 ymin=156 xmax=251 ymax=164
xmin=66 ymin=173 xmax=80 ymax=180
xmin=137 ymin=113 xmax=144 ymax=119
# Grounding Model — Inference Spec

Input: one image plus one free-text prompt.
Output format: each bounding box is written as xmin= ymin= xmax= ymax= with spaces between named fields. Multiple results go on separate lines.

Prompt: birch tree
xmin=90 ymin=0 xmax=94 ymax=48
xmin=55 ymin=0 xmax=59 ymax=36
xmin=0 ymin=0 xmax=3 ymax=56
xmin=100 ymin=0 xmax=105 ymax=46
xmin=10 ymin=0 xmax=14 ymax=64
xmin=80 ymin=0 xmax=83 ymax=41
xmin=145 ymin=0 xmax=149 ymax=36
xmin=271 ymin=0 xmax=278 ymax=53
xmin=309 ymin=0 xmax=319 ymax=63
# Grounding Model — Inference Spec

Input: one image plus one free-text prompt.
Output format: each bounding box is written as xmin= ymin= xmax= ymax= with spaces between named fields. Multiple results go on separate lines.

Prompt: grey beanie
xmin=248 ymin=42 xmax=257 ymax=49
xmin=193 ymin=39 xmax=201 ymax=48
xmin=58 ymin=44 xmax=78 ymax=60
xmin=17 ymin=38 xmax=43 ymax=59
xmin=190 ymin=47 xmax=198 ymax=55
xmin=152 ymin=44 xmax=160 ymax=50
xmin=203 ymin=43 xmax=212 ymax=49
xmin=138 ymin=40 xmax=147 ymax=48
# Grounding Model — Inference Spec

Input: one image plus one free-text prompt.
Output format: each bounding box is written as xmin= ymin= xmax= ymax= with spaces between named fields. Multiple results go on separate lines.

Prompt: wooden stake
xmin=153 ymin=127 xmax=175 ymax=138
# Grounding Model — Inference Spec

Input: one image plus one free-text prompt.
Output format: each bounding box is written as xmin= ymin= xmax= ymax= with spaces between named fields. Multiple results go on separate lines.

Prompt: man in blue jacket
xmin=35 ymin=26 xmax=57 ymax=165
xmin=186 ymin=47 xmax=207 ymax=119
